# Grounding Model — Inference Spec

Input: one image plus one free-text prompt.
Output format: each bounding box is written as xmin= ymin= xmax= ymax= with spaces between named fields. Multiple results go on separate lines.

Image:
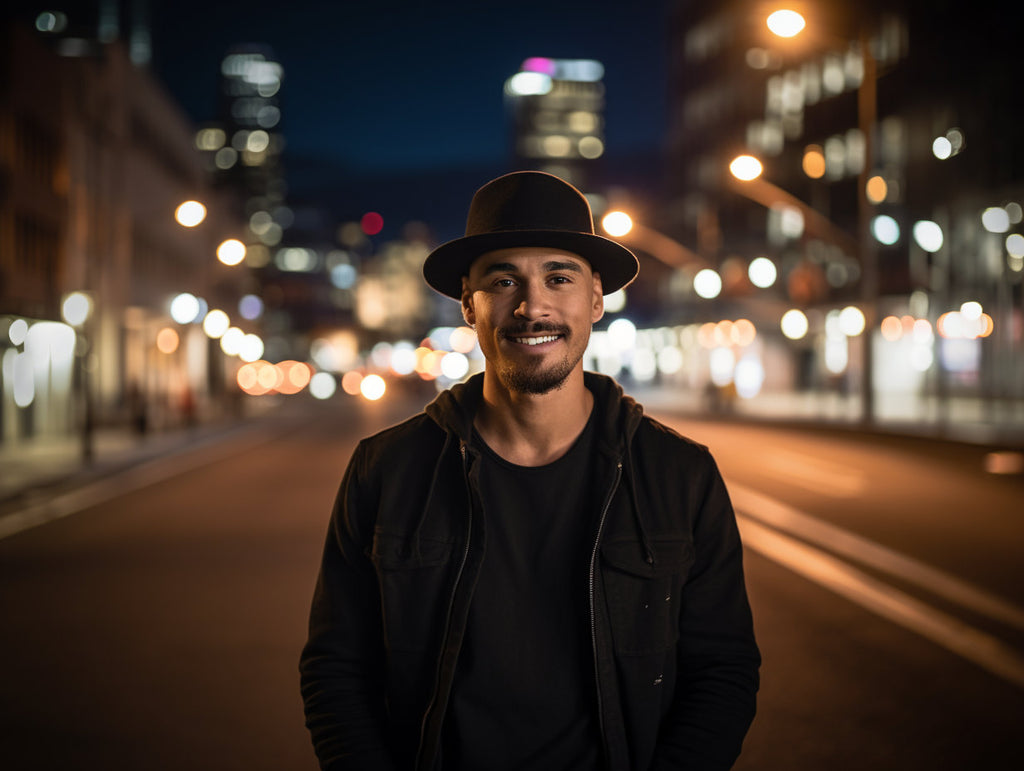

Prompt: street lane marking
xmin=758 ymin=447 xmax=866 ymax=498
xmin=729 ymin=482 xmax=1024 ymax=634
xmin=0 ymin=427 xmax=274 ymax=541
xmin=737 ymin=514 xmax=1024 ymax=690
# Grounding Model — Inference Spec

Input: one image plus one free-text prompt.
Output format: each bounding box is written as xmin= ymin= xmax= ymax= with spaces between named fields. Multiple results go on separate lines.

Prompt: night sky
xmin=146 ymin=0 xmax=671 ymax=239
xmin=6 ymin=0 xmax=671 ymax=239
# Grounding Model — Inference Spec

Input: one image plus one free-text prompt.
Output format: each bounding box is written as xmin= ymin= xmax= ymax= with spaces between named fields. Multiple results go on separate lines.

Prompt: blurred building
xmin=1 ymin=17 xmax=251 ymax=450
xmin=504 ymin=57 xmax=607 ymax=192
xmin=662 ymin=0 xmax=1023 ymax=422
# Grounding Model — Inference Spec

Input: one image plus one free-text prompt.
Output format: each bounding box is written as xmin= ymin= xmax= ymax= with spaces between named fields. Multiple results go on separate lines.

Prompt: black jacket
xmin=300 ymin=372 xmax=760 ymax=770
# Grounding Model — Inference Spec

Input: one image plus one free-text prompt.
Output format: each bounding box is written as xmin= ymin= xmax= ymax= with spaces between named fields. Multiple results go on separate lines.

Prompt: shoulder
xmin=354 ymin=412 xmax=449 ymax=473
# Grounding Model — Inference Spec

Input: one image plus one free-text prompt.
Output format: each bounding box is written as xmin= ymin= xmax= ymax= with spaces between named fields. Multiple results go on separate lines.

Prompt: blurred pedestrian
xmin=300 ymin=171 xmax=760 ymax=770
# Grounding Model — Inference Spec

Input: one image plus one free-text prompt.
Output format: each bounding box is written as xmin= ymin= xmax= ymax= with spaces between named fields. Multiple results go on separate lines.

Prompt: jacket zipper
xmin=589 ymin=458 xmax=623 ymax=761
xmin=417 ymin=441 xmax=474 ymax=771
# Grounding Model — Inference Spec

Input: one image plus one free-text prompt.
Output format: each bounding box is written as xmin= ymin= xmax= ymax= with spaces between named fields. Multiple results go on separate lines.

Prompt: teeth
xmin=514 ymin=335 xmax=559 ymax=346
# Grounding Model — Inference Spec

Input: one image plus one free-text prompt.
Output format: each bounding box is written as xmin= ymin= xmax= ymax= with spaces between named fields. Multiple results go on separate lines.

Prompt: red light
xmin=361 ymin=212 xmax=384 ymax=235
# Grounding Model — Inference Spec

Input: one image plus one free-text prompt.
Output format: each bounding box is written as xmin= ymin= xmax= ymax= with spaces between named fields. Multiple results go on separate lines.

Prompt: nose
xmin=512 ymin=281 xmax=550 ymax=320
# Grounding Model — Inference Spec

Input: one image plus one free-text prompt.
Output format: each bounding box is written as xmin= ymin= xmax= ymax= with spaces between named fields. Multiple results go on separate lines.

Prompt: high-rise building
xmin=504 ymin=57 xmax=607 ymax=191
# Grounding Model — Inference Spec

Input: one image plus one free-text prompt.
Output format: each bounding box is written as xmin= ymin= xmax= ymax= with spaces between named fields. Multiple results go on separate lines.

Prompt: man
xmin=300 ymin=171 xmax=760 ymax=770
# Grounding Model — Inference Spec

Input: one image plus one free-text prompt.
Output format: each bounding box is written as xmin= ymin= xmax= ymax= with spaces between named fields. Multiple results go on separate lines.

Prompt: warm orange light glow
xmin=732 ymin=319 xmax=757 ymax=347
xmin=449 ymin=326 xmax=479 ymax=354
xmin=714 ymin=320 xmax=734 ymax=347
xmin=697 ymin=323 xmax=717 ymax=349
xmin=341 ymin=370 xmax=364 ymax=396
xmin=866 ymin=176 xmax=888 ymax=204
xmin=276 ymin=361 xmax=312 ymax=394
xmin=601 ymin=211 xmax=634 ymax=237
xmin=729 ymin=154 xmax=763 ymax=181
xmin=766 ymin=9 xmax=806 ymax=38
xmin=802 ymin=145 xmax=826 ymax=179
xmin=880 ymin=315 xmax=903 ymax=341
xmin=156 ymin=327 xmax=179 ymax=354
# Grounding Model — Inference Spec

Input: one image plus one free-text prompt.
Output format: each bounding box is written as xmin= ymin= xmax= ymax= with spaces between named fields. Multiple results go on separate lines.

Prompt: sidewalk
xmin=0 ymin=397 xmax=290 ymax=517
xmin=630 ymin=385 xmax=1024 ymax=449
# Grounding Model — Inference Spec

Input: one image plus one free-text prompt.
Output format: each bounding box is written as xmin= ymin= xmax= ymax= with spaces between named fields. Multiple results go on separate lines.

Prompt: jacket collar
xmin=423 ymin=371 xmax=644 ymax=455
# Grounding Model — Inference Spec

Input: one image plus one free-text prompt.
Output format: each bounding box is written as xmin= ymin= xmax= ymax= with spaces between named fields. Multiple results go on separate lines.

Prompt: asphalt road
xmin=1 ymin=390 xmax=1022 ymax=770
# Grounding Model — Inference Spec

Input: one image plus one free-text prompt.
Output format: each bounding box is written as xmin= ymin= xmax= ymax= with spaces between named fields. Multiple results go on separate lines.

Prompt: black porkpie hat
xmin=422 ymin=171 xmax=639 ymax=300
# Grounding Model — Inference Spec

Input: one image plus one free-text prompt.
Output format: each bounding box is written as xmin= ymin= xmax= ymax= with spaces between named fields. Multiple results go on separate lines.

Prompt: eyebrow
xmin=481 ymin=260 xmax=584 ymax=276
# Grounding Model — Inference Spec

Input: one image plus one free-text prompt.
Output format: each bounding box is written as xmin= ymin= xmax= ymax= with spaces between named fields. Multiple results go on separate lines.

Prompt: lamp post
xmin=599 ymin=211 xmax=708 ymax=271
xmin=62 ymin=291 xmax=95 ymax=463
xmin=764 ymin=8 xmax=879 ymax=424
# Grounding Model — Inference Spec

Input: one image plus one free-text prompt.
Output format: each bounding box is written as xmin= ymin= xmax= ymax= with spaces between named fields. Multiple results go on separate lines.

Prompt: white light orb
xmin=871 ymin=215 xmax=900 ymax=245
xmin=912 ymin=220 xmax=944 ymax=253
xmin=220 ymin=326 xmax=244 ymax=355
xmin=170 ymin=292 xmax=201 ymax=324
xmin=693 ymin=269 xmax=722 ymax=299
xmin=202 ymin=309 xmax=230 ymax=338
xmin=309 ymin=372 xmax=337 ymax=400
xmin=781 ymin=309 xmax=809 ymax=340
xmin=748 ymin=257 xmax=777 ymax=288
xmin=61 ymin=292 xmax=92 ymax=327
xmin=360 ymin=374 xmax=386 ymax=401
xmin=838 ymin=306 xmax=866 ymax=337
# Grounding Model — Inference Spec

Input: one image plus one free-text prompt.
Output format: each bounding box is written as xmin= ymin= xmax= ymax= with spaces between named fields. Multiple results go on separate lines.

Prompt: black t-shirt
xmin=441 ymin=407 xmax=603 ymax=770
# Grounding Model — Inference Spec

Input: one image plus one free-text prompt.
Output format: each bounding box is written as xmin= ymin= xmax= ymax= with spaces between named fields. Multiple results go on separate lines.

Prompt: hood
xmin=423 ymin=371 xmax=644 ymax=454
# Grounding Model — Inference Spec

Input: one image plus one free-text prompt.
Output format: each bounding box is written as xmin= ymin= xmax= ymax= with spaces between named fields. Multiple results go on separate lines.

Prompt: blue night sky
xmin=148 ymin=0 xmax=670 ymax=174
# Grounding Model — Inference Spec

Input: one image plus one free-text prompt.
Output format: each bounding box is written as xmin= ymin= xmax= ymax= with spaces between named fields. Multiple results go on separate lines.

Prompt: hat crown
xmin=465 ymin=171 xmax=595 ymax=237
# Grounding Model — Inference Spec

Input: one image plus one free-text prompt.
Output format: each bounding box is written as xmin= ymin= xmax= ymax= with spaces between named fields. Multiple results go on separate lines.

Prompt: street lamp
xmin=765 ymin=6 xmax=880 ymax=423
xmin=174 ymin=200 xmax=207 ymax=228
xmin=61 ymin=291 xmax=95 ymax=462
xmin=599 ymin=210 xmax=707 ymax=270
xmin=726 ymin=154 xmax=858 ymax=254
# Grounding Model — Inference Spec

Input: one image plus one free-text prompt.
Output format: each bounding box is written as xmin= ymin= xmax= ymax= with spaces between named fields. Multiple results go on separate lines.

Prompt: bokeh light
xmin=202 ymin=309 xmax=230 ymax=338
xmin=360 ymin=374 xmax=386 ymax=401
xmin=310 ymin=372 xmax=338 ymax=400
xmin=175 ymin=200 xmax=206 ymax=227
xmin=766 ymin=9 xmax=806 ymax=38
xmin=729 ymin=154 xmax=763 ymax=181
xmin=170 ymin=293 xmax=201 ymax=324
xmin=61 ymin=292 xmax=92 ymax=327
xmin=693 ymin=269 xmax=722 ymax=299
xmin=871 ymin=215 xmax=900 ymax=245
xmin=781 ymin=309 xmax=809 ymax=340
xmin=601 ymin=211 xmax=633 ymax=237
xmin=748 ymin=257 xmax=777 ymax=288
xmin=217 ymin=239 xmax=247 ymax=266
xmin=155 ymin=327 xmax=179 ymax=354
xmin=361 ymin=212 xmax=384 ymax=236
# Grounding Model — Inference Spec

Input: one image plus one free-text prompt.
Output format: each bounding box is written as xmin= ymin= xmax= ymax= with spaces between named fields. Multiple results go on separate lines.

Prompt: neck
xmin=475 ymin=367 xmax=592 ymax=466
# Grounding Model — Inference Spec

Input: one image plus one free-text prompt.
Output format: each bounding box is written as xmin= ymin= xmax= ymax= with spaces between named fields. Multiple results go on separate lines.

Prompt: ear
xmin=591 ymin=272 xmax=605 ymax=324
xmin=461 ymin=277 xmax=476 ymax=326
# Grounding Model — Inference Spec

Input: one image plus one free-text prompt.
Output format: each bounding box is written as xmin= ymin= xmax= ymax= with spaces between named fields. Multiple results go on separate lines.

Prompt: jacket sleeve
xmin=651 ymin=454 xmax=760 ymax=770
xmin=299 ymin=442 xmax=399 ymax=771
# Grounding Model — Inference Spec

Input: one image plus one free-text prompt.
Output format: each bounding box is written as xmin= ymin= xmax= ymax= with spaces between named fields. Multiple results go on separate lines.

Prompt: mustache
xmin=498 ymin=322 xmax=571 ymax=339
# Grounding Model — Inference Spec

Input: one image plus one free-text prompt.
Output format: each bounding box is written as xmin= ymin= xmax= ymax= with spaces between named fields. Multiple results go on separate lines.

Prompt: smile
xmin=512 ymin=335 xmax=561 ymax=346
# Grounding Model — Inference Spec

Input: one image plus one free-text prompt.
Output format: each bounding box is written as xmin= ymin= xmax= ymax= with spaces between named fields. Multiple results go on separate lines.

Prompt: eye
xmin=493 ymin=277 xmax=516 ymax=288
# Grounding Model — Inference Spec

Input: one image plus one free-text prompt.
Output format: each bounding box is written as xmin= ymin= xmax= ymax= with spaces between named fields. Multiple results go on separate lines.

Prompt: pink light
xmin=361 ymin=211 xmax=384 ymax=236
xmin=521 ymin=57 xmax=556 ymax=76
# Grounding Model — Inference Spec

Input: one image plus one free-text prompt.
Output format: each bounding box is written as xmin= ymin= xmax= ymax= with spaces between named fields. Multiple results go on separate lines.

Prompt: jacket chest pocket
xmin=601 ymin=537 xmax=694 ymax=655
xmin=371 ymin=531 xmax=457 ymax=652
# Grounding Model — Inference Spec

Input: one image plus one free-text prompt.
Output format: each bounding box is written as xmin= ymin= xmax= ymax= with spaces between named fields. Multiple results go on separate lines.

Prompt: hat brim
xmin=423 ymin=230 xmax=639 ymax=300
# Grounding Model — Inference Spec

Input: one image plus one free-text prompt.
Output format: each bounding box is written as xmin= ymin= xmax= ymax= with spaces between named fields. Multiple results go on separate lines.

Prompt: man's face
xmin=462 ymin=247 xmax=604 ymax=395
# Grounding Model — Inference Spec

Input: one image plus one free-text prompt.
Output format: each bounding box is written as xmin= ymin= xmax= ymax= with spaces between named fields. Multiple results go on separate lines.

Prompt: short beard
xmin=495 ymin=322 xmax=577 ymax=395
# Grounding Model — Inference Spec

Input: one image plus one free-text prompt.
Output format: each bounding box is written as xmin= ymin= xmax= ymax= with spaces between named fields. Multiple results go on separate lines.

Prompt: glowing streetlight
xmin=766 ymin=9 xmax=806 ymax=38
xmin=599 ymin=210 xmax=705 ymax=269
xmin=601 ymin=211 xmax=634 ymax=237
xmin=61 ymin=291 xmax=93 ymax=327
xmin=729 ymin=154 xmax=764 ymax=182
xmin=217 ymin=238 xmax=247 ymax=266
xmin=175 ymin=200 xmax=206 ymax=227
